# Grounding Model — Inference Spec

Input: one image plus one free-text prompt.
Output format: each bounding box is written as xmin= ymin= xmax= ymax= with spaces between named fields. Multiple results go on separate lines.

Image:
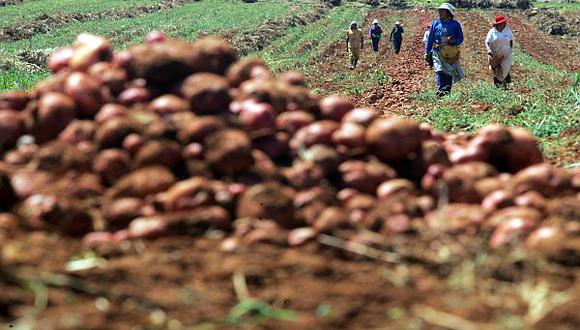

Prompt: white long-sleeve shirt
xmin=485 ymin=27 xmax=514 ymax=80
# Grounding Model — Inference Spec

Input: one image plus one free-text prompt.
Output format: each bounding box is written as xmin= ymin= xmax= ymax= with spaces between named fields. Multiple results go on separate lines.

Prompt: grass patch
xmin=0 ymin=68 xmax=48 ymax=91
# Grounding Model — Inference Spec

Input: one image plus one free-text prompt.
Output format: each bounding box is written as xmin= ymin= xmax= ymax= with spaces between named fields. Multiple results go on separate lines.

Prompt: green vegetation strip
xmin=0 ymin=0 xmax=306 ymax=91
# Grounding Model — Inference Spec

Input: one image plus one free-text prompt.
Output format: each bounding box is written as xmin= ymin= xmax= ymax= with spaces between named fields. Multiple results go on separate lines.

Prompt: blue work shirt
xmin=425 ymin=18 xmax=464 ymax=54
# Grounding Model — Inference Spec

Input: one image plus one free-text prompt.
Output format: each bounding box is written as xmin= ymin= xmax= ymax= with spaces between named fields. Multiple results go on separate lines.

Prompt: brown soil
xmin=0 ymin=0 xmax=201 ymax=42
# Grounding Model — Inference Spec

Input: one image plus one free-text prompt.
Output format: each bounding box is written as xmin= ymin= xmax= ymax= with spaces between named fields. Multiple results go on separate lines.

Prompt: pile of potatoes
xmin=0 ymin=33 xmax=578 ymax=258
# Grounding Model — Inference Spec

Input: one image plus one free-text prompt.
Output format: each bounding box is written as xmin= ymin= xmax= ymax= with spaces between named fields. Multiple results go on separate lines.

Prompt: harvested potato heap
xmin=0 ymin=33 xmax=578 ymax=258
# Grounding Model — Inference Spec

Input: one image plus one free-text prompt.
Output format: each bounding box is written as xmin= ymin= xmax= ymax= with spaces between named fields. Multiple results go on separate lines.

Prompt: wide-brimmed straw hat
xmin=350 ymin=21 xmax=358 ymax=27
xmin=493 ymin=15 xmax=508 ymax=26
xmin=395 ymin=21 xmax=401 ymax=25
xmin=436 ymin=3 xmax=455 ymax=16
xmin=372 ymin=19 xmax=379 ymax=24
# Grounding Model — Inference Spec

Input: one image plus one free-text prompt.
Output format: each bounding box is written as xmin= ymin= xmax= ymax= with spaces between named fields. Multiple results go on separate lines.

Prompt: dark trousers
xmin=436 ymin=71 xmax=453 ymax=96
xmin=494 ymin=73 xmax=511 ymax=88
xmin=392 ymin=40 xmax=402 ymax=54
xmin=371 ymin=37 xmax=380 ymax=52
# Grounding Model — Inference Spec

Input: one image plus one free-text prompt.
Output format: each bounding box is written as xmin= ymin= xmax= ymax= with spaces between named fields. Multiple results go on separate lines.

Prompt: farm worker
xmin=346 ymin=21 xmax=364 ymax=70
xmin=369 ymin=19 xmax=384 ymax=52
xmin=425 ymin=3 xmax=464 ymax=97
xmin=485 ymin=15 xmax=513 ymax=88
xmin=423 ymin=24 xmax=433 ymax=68
xmin=390 ymin=21 xmax=404 ymax=54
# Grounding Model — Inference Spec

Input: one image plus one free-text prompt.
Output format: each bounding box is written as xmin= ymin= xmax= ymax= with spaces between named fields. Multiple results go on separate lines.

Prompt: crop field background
xmin=0 ymin=0 xmax=579 ymax=329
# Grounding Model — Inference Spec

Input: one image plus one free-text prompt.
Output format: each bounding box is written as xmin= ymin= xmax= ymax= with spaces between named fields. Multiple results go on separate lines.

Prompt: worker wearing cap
xmin=346 ymin=21 xmax=364 ymax=69
xmin=486 ymin=15 xmax=513 ymax=88
xmin=369 ymin=19 xmax=383 ymax=52
xmin=390 ymin=21 xmax=404 ymax=54
xmin=425 ymin=3 xmax=464 ymax=97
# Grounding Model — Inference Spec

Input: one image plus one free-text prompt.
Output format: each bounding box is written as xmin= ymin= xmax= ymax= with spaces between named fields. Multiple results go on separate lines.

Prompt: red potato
xmin=511 ymin=163 xmax=573 ymax=197
xmin=226 ymin=58 xmax=268 ymax=87
xmin=95 ymin=117 xmax=139 ymax=149
xmin=47 ymin=47 xmax=74 ymax=73
xmin=481 ymin=190 xmax=515 ymax=212
xmin=106 ymin=166 xmax=176 ymax=199
xmin=237 ymin=182 xmax=296 ymax=228
xmin=0 ymin=110 xmax=26 ymax=150
xmin=122 ymin=134 xmax=145 ymax=155
xmin=314 ymin=207 xmax=352 ymax=233
xmin=118 ymin=87 xmax=151 ymax=106
xmin=189 ymin=37 xmax=237 ymax=75
xmin=424 ymin=162 xmax=498 ymax=203
xmin=70 ymin=34 xmax=113 ymax=71
xmin=425 ymin=204 xmax=487 ymax=235
xmin=241 ymin=220 xmax=287 ymax=245
xmin=366 ymin=117 xmax=423 ymax=163
xmin=34 ymin=92 xmax=77 ymax=143
xmin=300 ymin=144 xmax=341 ymax=175
xmin=283 ymin=161 xmax=325 ymax=189
xmin=149 ymin=95 xmax=189 ymax=115
xmin=525 ymin=225 xmax=567 ymax=255
xmin=332 ymin=122 xmax=366 ymax=149
xmin=58 ymin=120 xmax=96 ymax=145
xmin=421 ymin=140 xmax=451 ymax=168
xmin=252 ymin=132 xmax=290 ymax=160
xmin=144 ymin=31 xmax=167 ymax=44
xmin=275 ymin=111 xmax=316 ymax=134
xmin=485 ymin=206 xmax=543 ymax=229
xmin=82 ymin=231 xmax=117 ymax=247
xmin=489 ymin=216 xmax=538 ymax=248
xmin=95 ymin=104 xmax=127 ymax=123
xmin=180 ymin=73 xmax=231 ymax=115
xmin=17 ymin=194 xmax=93 ymax=237
xmin=93 ymin=149 xmax=130 ymax=186
xmin=64 ymin=72 xmax=103 ymax=117
xmin=342 ymin=107 xmax=379 ymax=126
xmin=514 ymin=191 xmax=546 ymax=211
xmin=128 ymin=217 xmax=168 ymax=239
xmin=204 ymin=129 xmax=254 ymax=174
xmin=9 ymin=170 xmax=56 ymax=199
xmin=159 ymin=177 xmax=215 ymax=212
xmin=238 ymin=102 xmax=276 ymax=132
xmin=290 ymin=120 xmax=340 ymax=151
xmin=177 ymin=116 xmax=226 ymax=144
xmin=87 ymin=62 xmax=128 ymax=95
xmin=364 ymin=197 xmax=419 ymax=232
xmin=339 ymin=160 xmax=396 ymax=194
xmin=133 ymin=139 xmax=182 ymax=169
xmin=377 ymin=179 xmax=415 ymax=200
xmin=0 ymin=91 xmax=31 ymax=111
xmin=500 ymin=128 xmax=543 ymax=172
xmin=103 ymin=197 xmax=144 ymax=230
xmin=280 ymin=71 xmax=306 ymax=87
xmin=319 ymin=95 xmax=354 ymax=121
xmin=182 ymin=142 xmax=204 ymax=160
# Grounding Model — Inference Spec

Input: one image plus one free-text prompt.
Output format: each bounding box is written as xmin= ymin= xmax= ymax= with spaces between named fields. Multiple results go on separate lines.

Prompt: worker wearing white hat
xmin=390 ymin=21 xmax=405 ymax=54
xmin=425 ymin=3 xmax=465 ymax=96
xmin=369 ymin=19 xmax=383 ymax=52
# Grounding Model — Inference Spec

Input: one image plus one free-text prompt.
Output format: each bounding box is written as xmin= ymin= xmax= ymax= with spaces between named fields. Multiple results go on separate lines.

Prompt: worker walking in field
xmin=390 ymin=21 xmax=404 ymax=54
xmin=369 ymin=19 xmax=383 ymax=52
xmin=424 ymin=3 xmax=464 ymax=97
xmin=346 ymin=21 xmax=364 ymax=70
xmin=485 ymin=15 xmax=513 ymax=88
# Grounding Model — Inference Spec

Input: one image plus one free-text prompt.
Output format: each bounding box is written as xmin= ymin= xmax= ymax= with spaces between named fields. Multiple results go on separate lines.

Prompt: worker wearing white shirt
xmin=485 ymin=15 xmax=513 ymax=88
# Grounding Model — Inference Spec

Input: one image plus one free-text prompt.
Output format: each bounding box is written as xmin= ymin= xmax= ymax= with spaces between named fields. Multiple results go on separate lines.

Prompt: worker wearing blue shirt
xmin=424 ymin=3 xmax=465 ymax=97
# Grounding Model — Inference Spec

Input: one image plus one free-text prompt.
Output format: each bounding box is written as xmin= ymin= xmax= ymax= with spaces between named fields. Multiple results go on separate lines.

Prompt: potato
xmin=149 ymin=94 xmax=190 ymax=115
xmin=69 ymin=34 xmax=113 ymax=71
xmin=47 ymin=47 xmax=74 ymax=73
xmin=9 ymin=170 xmax=56 ymax=199
xmin=93 ymin=149 xmax=130 ymax=186
xmin=95 ymin=117 xmax=139 ymax=149
xmin=0 ymin=91 xmax=31 ymax=111
xmin=226 ymin=58 xmax=268 ymax=87
xmin=237 ymin=182 xmax=296 ymax=228
xmin=300 ymin=144 xmax=341 ymax=175
xmin=239 ymin=79 xmax=317 ymax=113
xmin=319 ymin=95 xmax=353 ymax=121
xmin=238 ymin=102 xmax=276 ymax=132
xmin=332 ymin=122 xmax=366 ymax=149
xmin=177 ymin=116 xmax=226 ymax=144
xmin=58 ymin=120 xmax=96 ymax=145
xmin=339 ymin=160 xmax=396 ymax=194
xmin=107 ymin=166 xmax=176 ymax=199
xmin=103 ymin=197 xmax=144 ymax=230
xmin=204 ymin=129 xmax=254 ymax=174
xmin=144 ymin=31 xmax=167 ymax=44
xmin=489 ymin=216 xmax=538 ymax=248
xmin=118 ymin=87 xmax=151 ymax=106
xmin=377 ymin=179 xmax=415 ymax=200
xmin=275 ymin=111 xmax=316 ymax=134
xmin=485 ymin=206 xmax=543 ymax=229
xmin=288 ymin=227 xmax=319 ymax=246
xmin=481 ymin=190 xmax=514 ymax=212
xmin=180 ymin=73 xmax=231 ymax=115
xmin=34 ymin=93 xmax=77 ymax=143
xmin=290 ymin=120 xmax=340 ymax=151
xmin=252 ymin=132 xmax=290 ymax=161
xmin=425 ymin=204 xmax=487 ymax=234
xmin=426 ymin=162 xmax=498 ymax=203
xmin=134 ymin=139 xmax=182 ymax=169
xmin=313 ymin=207 xmax=352 ymax=233
xmin=280 ymin=71 xmax=306 ymax=87
xmin=366 ymin=117 xmax=422 ymax=163
xmin=283 ymin=161 xmax=324 ymax=189
xmin=189 ymin=37 xmax=237 ymax=75
xmin=364 ymin=197 xmax=420 ymax=232
xmin=17 ymin=194 xmax=93 ymax=237
xmin=514 ymin=191 xmax=546 ymax=211
xmin=511 ymin=164 xmax=573 ymax=197
xmin=159 ymin=177 xmax=216 ymax=212
xmin=0 ymin=110 xmax=25 ymax=150
xmin=342 ymin=107 xmax=379 ymax=126
xmin=64 ymin=72 xmax=103 ymax=117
